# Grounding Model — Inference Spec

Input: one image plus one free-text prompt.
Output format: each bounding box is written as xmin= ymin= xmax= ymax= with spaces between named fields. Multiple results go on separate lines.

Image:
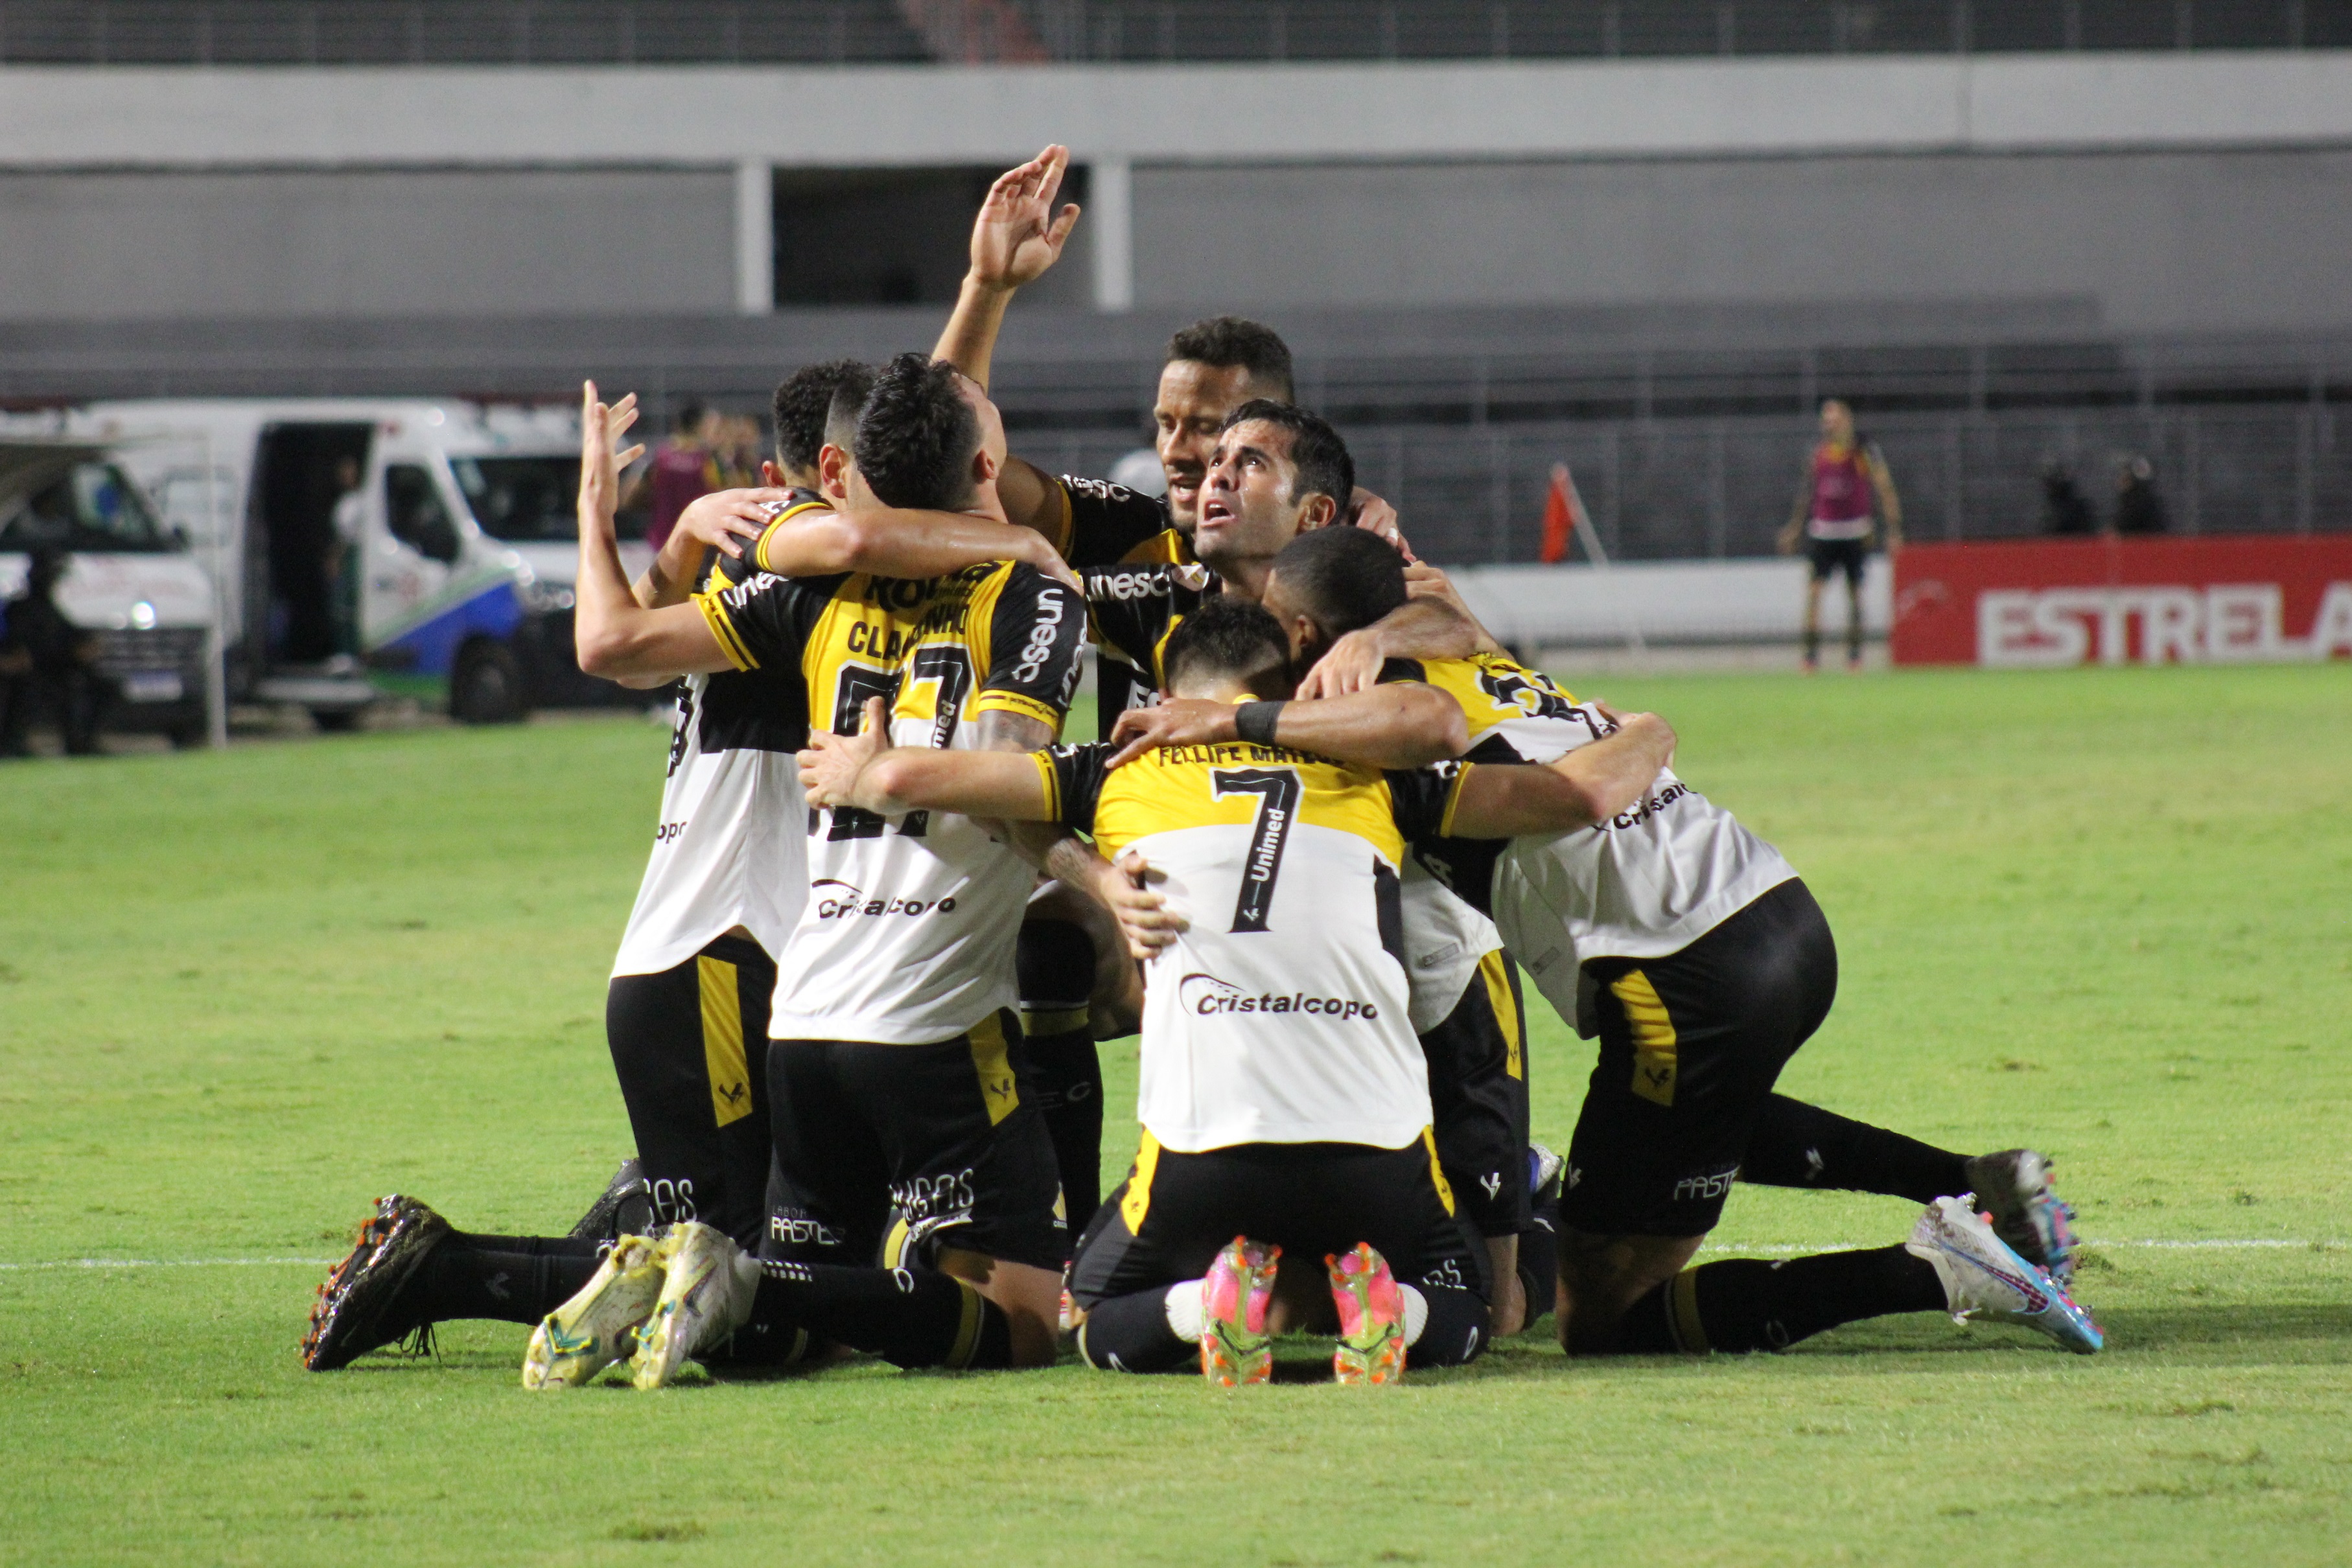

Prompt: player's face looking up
xmin=1154 ymin=360 xmax=1274 ymax=531
xmin=1194 ymin=419 xmax=1339 ymax=588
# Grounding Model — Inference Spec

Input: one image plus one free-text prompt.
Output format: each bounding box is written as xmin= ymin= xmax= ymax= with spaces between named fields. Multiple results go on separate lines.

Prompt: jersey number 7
xmin=1211 ymin=767 xmax=1300 ymax=934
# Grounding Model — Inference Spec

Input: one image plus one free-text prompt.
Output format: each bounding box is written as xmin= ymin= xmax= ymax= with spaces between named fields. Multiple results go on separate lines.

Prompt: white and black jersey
xmin=693 ymin=559 xmax=1086 ymax=1045
xmin=610 ymin=492 xmax=832 ymax=977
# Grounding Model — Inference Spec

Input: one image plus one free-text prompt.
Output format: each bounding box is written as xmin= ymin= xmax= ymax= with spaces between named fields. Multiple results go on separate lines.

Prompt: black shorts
xmin=1806 ymin=534 xmax=1869 ymax=586
xmin=1419 ymin=950 xmax=1531 ymax=1237
xmin=1561 ymin=879 xmax=1837 ymax=1238
xmin=605 ymin=933 xmax=776 ymax=1249
xmin=1069 ymin=1133 xmax=1487 ymax=1308
xmin=763 ymin=1009 xmax=1067 ymax=1273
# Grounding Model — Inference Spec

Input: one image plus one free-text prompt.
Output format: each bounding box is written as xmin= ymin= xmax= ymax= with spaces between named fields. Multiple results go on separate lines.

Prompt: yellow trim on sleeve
xmin=1031 ymin=751 xmax=1063 ymax=823
xmin=972 ymin=689 xmax=1065 ymax=733
xmin=1437 ymin=764 xmax=1474 ymax=838
xmin=692 ymin=590 xmax=758 ymax=671
xmin=751 ymin=498 xmax=833 ymax=575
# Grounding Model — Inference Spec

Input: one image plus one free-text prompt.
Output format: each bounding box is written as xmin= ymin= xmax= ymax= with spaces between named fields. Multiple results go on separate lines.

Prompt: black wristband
xmin=1233 ymin=700 xmax=1287 ymax=747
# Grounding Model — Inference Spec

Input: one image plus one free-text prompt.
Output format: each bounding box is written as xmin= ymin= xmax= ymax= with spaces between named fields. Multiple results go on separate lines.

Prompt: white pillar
xmin=1089 ymin=156 xmax=1134 ymax=314
xmin=733 ymin=157 xmax=773 ymax=315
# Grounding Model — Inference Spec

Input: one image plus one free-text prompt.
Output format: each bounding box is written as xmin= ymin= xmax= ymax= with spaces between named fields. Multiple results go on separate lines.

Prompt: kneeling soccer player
xmin=800 ymin=595 xmax=1679 ymax=1383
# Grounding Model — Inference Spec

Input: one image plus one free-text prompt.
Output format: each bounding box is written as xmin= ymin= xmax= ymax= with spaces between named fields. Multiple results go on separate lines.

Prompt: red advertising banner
xmin=1891 ymin=535 xmax=2352 ymax=667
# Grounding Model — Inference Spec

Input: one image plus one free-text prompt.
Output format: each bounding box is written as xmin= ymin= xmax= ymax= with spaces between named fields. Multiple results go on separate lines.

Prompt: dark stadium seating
xmin=1 ymin=0 xmax=2346 ymax=66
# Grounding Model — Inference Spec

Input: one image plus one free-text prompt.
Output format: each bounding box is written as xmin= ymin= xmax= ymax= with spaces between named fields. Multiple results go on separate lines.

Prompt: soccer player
xmin=1776 ymin=398 xmax=1902 ymax=673
xmin=300 ymin=360 xmax=1082 ymax=1376
xmin=797 ymin=594 xmax=1681 ymax=1383
xmin=544 ymin=354 xmax=1087 ymax=1385
xmin=1073 ymin=400 xmax=1552 ymax=1335
xmin=1119 ymin=527 xmax=2101 ymax=1359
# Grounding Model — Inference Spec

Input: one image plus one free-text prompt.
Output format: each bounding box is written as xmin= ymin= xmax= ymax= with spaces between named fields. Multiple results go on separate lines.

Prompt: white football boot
xmin=1906 ymin=1196 xmax=2102 ymax=1354
xmin=522 ymin=1234 xmax=666 ymax=1389
xmin=628 ymin=1221 xmax=759 ymax=1390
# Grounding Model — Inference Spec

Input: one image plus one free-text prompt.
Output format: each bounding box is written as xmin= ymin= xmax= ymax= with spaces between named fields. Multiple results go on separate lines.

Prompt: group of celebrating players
xmin=301 ymin=146 xmax=2100 ymax=1389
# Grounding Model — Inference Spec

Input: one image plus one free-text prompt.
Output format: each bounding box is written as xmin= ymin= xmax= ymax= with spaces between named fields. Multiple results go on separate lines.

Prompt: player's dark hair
xmin=1220 ymin=399 xmax=1355 ymax=513
xmin=1270 ymin=524 xmax=1406 ymax=639
xmin=823 ymin=364 xmax=876 ymax=457
xmin=855 ymin=352 xmax=980 ymax=511
xmin=1167 ymin=316 xmax=1294 ymax=402
xmin=674 ymin=400 xmax=708 ymax=437
xmin=1160 ymin=595 xmax=1291 ymax=698
xmin=771 ymin=359 xmax=871 ymax=472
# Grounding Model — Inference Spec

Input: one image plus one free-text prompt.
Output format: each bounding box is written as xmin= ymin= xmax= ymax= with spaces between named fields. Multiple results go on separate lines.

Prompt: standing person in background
xmin=328 ymin=455 xmax=367 ymax=657
xmin=640 ymin=402 xmax=722 ymax=552
xmin=1777 ymin=399 xmax=1902 ymax=674
xmin=0 ymin=546 xmax=104 ymax=757
xmin=2112 ymin=455 xmax=2167 ymax=535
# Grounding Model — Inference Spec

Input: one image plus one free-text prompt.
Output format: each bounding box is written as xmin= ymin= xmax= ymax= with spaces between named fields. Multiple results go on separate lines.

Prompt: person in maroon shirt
xmin=642 ymin=402 xmax=723 ymax=551
xmin=1778 ymin=398 xmax=1903 ymax=673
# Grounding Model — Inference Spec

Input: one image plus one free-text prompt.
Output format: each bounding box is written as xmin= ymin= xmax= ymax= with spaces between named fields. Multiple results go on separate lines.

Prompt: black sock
xmin=1803 ymin=620 xmax=1821 ymax=663
xmin=1741 ymin=1094 xmax=1970 ymax=1204
xmin=1618 ymin=1245 xmax=1946 ymax=1354
xmin=1515 ymin=1225 xmax=1558 ymax=1326
xmin=704 ymin=1283 xmax=817 ymax=1369
xmin=756 ymin=1260 xmax=1012 ymax=1370
xmin=1025 ymin=1031 xmax=1105 ymax=1237
xmin=408 ymin=1234 xmax=603 ymax=1326
xmin=1404 ymin=1285 xmax=1490 ymax=1369
xmin=1018 ymin=917 xmax=1105 ymax=1238
xmin=1074 ymin=1289 xmax=1194 ymax=1374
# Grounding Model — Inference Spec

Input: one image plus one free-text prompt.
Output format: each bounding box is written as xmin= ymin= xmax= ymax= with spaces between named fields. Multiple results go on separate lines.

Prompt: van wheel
xmin=450 ymin=640 xmax=528 ymax=725
xmin=312 ymin=709 xmax=362 ymax=733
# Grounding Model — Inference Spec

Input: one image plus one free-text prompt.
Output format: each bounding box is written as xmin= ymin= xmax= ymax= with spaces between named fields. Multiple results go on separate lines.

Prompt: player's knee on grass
xmin=1404 ymin=1282 xmax=1489 ymax=1369
xmin=1556 ymin=1230 xmax=1705 ymax=1355
xmin=1017 ymin=916 xmax=1110 ymax=1236
xmin=937 ymin=1247 xmax=1065 ymax=1368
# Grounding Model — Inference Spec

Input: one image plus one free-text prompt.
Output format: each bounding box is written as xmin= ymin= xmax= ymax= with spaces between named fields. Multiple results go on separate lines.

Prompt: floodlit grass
xmin=2 ymin=665 xmax=2349 ymax=1567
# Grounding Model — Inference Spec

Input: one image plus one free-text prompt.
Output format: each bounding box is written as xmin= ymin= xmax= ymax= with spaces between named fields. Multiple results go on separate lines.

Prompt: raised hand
xmin=670 ymin=488 xmax=791 ymax=561
xmin=970 ymin=144 xmax=1082 ymax=292
xmin=577 ymin=380 xmax=645 ymax=535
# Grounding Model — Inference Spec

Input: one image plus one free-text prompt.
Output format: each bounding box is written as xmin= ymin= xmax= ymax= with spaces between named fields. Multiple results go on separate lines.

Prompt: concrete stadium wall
xmin=0 ymin=168 xmax=735 ymax=319
xmin=1131 ymin=146 xmax=2352 ymax=336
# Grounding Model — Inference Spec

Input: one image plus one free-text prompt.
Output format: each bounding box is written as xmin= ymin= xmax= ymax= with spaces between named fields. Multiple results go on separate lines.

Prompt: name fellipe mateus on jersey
xmin=610 ymin=489 xmax=835 ymax=980
xmin=691 ymin=548 xmax=1086 ymax=1044
xmin=1388 ymin=651 xmax=1797 ymax=1026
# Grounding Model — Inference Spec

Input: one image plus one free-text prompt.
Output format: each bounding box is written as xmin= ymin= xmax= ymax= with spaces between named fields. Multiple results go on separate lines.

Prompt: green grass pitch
xmin=3 ymin=664 xmax=2349 ymax=1567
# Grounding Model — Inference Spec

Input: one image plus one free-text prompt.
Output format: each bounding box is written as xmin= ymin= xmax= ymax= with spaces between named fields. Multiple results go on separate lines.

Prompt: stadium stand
xmin=1 ymin=1 xmax=2348 ymax=65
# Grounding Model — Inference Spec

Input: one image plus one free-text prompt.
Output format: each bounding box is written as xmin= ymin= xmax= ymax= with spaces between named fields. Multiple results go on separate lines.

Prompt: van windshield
xmin=452 ymin=455 xmax=579 ymax=542
xmin=0 ymin=461 xmax=174 ymax=553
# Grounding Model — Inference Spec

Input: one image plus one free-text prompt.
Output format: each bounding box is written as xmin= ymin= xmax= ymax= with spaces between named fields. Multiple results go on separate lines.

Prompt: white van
xmin=0 ymin=438 xmax=218 ymax=748
xmin=74 ymin=399 xmax=649 ymax=726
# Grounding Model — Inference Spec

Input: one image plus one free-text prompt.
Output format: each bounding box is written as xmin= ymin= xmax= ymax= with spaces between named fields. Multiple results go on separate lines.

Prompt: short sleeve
xmin=1056 ymin=475 xmax=1173 ymax=568
xmin=1038 ymin=743 xmax=1112 ymax=836
xmin=1385 ymin=761 xmax=1469 ymax=842
xmin=1374 ymin=656 xmax=1428 ymax=687
xmin=692 ymin=570 xmax=841 ymax=673
xmin=973 ymin=564 xmax=1084 ymax=730
xmin=749 ymin=493 xmax=836 ymax=577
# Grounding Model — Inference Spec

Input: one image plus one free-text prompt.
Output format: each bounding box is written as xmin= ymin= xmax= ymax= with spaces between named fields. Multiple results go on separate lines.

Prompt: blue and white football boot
xmin=1906 ymin=1196 xmax=2102 ymax=1354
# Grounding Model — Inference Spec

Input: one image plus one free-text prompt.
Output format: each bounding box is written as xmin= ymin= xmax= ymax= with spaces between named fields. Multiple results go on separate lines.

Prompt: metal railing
xmin=1010 ymin=402 xmax=2351 ymax=564
xmin=0 ymin=0 xmax=2343 ymax=66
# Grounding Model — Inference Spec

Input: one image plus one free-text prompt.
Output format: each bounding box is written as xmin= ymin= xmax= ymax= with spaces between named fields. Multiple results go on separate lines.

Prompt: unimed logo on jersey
xmin=1178 ymin=971 xmax=1380 ymax=1022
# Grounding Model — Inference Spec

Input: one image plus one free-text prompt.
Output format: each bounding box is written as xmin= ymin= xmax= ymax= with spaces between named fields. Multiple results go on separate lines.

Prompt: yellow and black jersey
xmin=614 ymin=488 xmax=830 ymax=979
xmin=1041 ymin=473 xmax=1193 ymax=570
xmin=1031 ymin=737 xmax=1451 ymax=1151
xmin=745 ymin=489 xmax=837 ymax=577
xmin=694 ymin=559 xmax=1086 ymax=1045
xmin=1375 ymin=652 xmax=1595 ymax=764
xmin=1080 ymin=559 xmax=1222 ymax=742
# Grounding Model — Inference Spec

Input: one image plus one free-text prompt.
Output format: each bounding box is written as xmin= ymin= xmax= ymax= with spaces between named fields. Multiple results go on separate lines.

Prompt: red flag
xmin=1540 ymin=463 xmax=1576 ymax=564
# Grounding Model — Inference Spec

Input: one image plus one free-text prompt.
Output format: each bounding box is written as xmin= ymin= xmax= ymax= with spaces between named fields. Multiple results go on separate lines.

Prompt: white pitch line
xmin=0 ymin=1241 xmax=2332 ymax=1273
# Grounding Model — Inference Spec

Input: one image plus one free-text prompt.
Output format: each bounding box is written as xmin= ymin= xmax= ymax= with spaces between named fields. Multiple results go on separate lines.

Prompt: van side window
xmin=384 ymin=465 xmax=460 ymax=564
